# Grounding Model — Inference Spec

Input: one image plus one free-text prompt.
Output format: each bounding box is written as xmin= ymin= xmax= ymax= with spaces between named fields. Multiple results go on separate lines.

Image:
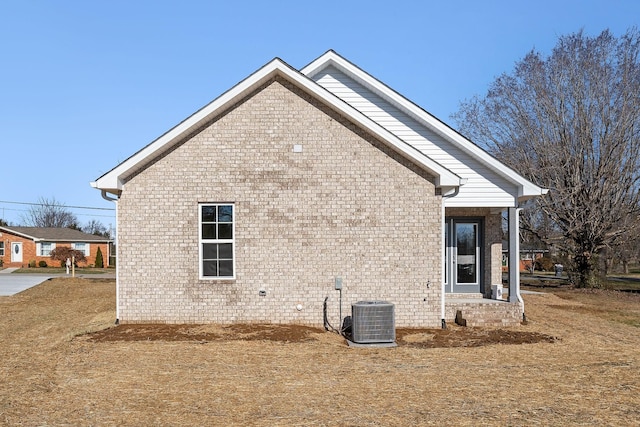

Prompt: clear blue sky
xmin=1 ymin=0 xmax=638 ymax=228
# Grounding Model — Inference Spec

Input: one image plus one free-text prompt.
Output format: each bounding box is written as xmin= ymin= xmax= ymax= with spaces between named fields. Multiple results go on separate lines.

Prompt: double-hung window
xmin=199 ymin=204 xmax=234 ymax=279
xmin=39 ymin=242 xmax=55 ymax=256
xmin=0 ymin=242 xmax=4 ymax=257
xmin=72 ymin=242 xmax=89 ymax=256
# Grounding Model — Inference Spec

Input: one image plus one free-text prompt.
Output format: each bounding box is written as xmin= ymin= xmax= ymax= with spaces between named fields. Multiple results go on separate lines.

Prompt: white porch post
xmin=508 ymin=207 xmax=522 ymax=303
xmin=114 ymin=199 xmax=120 ymax=324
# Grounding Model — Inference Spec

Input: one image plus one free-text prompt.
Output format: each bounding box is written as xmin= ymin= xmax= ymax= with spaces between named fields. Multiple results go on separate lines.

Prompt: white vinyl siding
xmin=312 ymin=66 xmax=518 ymax=207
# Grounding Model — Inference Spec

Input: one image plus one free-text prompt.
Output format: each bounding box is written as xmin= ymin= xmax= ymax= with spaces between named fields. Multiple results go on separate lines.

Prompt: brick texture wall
xmin=117 ymin=78 xmax=444 ymax=327
xmin=0 ymin=232 xmax=109 ymax=268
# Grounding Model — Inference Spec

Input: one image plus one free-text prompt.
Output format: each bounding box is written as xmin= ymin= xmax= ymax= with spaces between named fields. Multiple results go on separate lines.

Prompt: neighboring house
xmin=0 ymin=226 xmax=111 ymax=268
xmin=502 ymin=241 xmax=550 ymax=272
xmin=92 ymin=50 xmax=546 ymax=328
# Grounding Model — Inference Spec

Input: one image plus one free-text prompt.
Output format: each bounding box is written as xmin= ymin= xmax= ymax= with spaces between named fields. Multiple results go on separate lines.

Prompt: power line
xmin=0 ymin=206 xmax=113 ymax=218
xmin=0 ymin=200 xmax=115 ymax=211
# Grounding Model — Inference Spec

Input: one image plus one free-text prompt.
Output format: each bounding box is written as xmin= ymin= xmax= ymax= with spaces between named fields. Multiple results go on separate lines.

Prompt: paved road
xmin=0 ymin=269 xmax=115 ymax=296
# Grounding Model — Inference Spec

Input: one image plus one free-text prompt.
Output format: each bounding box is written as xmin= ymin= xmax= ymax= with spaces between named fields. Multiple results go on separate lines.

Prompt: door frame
xmin=11 ymin=242 xmax=23 ymax=263
xmin=444 ymin=217 xmax=484 ymax=294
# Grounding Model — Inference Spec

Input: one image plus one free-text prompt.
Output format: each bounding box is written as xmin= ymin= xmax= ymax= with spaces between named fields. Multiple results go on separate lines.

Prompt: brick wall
xmin=0 ymin=232 xmax=109 ymax=268
xmin=117 ymin=78 xmax=444 ymax=327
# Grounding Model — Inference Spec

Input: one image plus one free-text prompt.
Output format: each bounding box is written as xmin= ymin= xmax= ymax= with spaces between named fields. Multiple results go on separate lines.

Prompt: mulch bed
xmin=84 ymin=322 xmax=558 ymax=347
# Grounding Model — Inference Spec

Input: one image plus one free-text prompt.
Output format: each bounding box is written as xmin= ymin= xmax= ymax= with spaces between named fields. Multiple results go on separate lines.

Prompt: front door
xmin=11 ymin=242 xmax=23 ymax=263
xmin=445 ymin=219 xmax=482 ymax=293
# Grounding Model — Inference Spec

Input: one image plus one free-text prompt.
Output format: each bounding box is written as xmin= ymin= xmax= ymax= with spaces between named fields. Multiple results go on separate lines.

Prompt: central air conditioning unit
xmin=351 ymin=301 xmax=395 ymax=344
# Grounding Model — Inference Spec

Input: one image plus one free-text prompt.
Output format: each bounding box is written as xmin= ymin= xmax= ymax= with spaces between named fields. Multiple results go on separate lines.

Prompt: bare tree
xmin=454 ymin=28 xmax=640 ymax=287
xmin=21 ymin=197 xmax=79 ymax=228
xmin=83 ymin=219 xmax=110 ymax=237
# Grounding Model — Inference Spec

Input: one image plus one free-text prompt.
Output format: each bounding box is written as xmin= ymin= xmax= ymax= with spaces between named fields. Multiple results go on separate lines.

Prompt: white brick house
xmin=92 ymin=51 xmax=546 ymax=328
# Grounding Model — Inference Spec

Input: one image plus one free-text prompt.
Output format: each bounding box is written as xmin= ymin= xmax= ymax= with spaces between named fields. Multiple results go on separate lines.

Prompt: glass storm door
xmin=445 ymin=220 xmax=481 ymax=293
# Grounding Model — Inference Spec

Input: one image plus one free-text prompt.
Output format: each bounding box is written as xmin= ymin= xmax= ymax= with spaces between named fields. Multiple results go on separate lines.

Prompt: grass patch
xmin=2 ymin=277 xmax=640 ymax=425
xmin=12 ymin=267 xmax=112 ymax=274
xmin=603 ymin=277 xmax=640 ymax=291
xmin=549 ymin=288 xmax=640 ymax=328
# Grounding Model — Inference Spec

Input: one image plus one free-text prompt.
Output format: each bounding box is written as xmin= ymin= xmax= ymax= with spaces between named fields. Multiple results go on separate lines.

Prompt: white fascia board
xmin=94 ymin=56 xmax=461 ymax=192
xmin=285 ymin=65 xmax=460 ymax=187
xmin=303 ymin=51 xmax=546 ymax=199
xmin=422 ymin=120 xmax=547 ymax=200
xmin=0 ymin=226 xmax=37 ymax=241
xmin=93 ymin=59 xmax=293 ymax=193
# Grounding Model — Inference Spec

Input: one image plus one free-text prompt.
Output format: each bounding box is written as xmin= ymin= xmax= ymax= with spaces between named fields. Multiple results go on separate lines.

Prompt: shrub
xmin=49 ymin=247 xmax=86 ymax=265
xmin=38 ymin=260 xmax=48 ymax=268
xmin=28 ymin=260 xmax=36 ymax=268
xmin=95 ymin=247 xmax=104 ymax=268
xmin=535 ymin=256 xmax=555 ymax=272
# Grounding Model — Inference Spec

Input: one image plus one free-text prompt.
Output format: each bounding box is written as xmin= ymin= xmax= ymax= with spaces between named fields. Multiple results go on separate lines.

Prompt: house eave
xmin=302 ymin=50 xmax=547 ymax=201
xmin=0 ymin=226 xmax=37 ymax=240
xmin=93 ymin=56 xmax=461 ymax=193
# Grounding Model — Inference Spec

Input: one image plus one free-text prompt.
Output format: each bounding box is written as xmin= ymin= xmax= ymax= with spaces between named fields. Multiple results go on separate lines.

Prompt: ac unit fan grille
xmin=351 ymin=301 xmax=395 ymax=344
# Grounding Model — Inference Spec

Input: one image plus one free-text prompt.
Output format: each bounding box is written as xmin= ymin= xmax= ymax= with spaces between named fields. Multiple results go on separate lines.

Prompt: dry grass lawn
xmin=1 ymin=278 xmax=639 ymax=426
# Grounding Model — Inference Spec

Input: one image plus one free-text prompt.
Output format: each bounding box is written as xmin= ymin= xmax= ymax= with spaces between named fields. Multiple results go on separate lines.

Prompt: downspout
xmin=100 ymin=190 xmax=118 ymax=203
xmin=100 ymin=190 xmax=120 ymax=324
xmin=440 ymin=184 xmax=462 ymax=329
xmin=508 ymin=207 xmax=525 ymax=321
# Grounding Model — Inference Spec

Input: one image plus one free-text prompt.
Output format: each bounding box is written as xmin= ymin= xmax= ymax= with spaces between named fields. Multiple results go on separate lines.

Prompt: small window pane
xmin=218 ymin=205 xmax=233 ymax=222
xmin=203 ymin=260 xmax=218 ymax=276
xmin=202 ymin=206 xmax=217 ymax=222
xmin=218 ymin=224 xmax=232 ymax=239
xmin=218 ymin=243 xmax=233 ymax=259
xmin=202 ymin=224 xmax=217 ymax=239
xmin=219 ymin=260 xmax=233 ymax=276
xmin=203 ymin=244 xmax=218 ymax=259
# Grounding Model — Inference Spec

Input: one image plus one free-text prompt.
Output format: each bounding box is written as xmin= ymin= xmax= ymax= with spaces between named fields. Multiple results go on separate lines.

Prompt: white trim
xmin=92 ymin=56 xmax=462 ymax=195
xmin=198 ymin=203 xmax=236 ymax=280
xmin=11 ymin=242 xmax=22 ymax=263
xmin=115 ymin=200 xmax=119 ymax=321
xmin=0 ymin=226 xmax=37 ymax=240
xmin=71 ymin=242 xmax=90 ymax=257
xmin=508 ymin=208 xmax=523 ymax=306
xmin=38 ymin=242 xmax=56 ymax=257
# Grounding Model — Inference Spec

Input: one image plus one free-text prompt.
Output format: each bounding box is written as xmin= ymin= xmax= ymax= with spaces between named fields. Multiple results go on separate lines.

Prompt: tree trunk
xmin=573 ymin=252 xmax=601 ymax=288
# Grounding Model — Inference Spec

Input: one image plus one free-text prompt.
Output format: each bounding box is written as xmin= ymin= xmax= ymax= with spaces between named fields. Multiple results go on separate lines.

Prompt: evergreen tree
xmin=95 ymin=247 xmax=104 ymax=268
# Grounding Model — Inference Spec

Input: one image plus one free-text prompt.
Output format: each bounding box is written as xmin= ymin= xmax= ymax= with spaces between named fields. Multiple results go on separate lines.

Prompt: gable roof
xmin=91 ymin=55 xmax=462 ymax=197
xmin=301 ymin=50 xmax=547 ymax=202
xmin=0 ymin=226 xmax=111 ymax=242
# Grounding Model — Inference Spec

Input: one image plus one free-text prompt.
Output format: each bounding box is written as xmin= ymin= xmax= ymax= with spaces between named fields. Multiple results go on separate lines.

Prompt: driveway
xmin=0 ymin=270 xmax=53 ymax=296
xmin=0 ymin=268 xmax=116 ymax=296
